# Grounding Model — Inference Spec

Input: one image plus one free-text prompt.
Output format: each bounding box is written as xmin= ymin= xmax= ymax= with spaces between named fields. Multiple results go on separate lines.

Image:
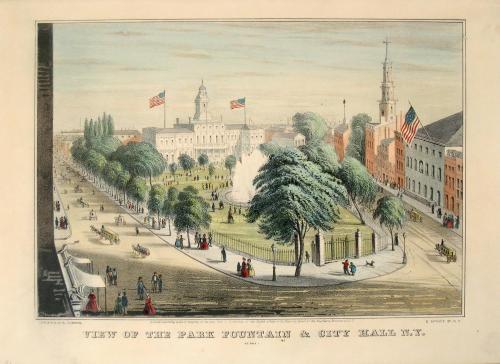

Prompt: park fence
xmin=209 ymin=231 xmax=295 ymax=265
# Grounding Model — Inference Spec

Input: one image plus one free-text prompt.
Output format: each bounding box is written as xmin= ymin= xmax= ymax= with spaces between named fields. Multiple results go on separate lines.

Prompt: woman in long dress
xmin=114 ymin=293 xmax=123 ymax=315
xmin=241 ymin=258 xmax=248 ymax=278
xmin=143 ymin=295 xmax=157 ymax=315
xmin=84 ymin=290 xmax=100 ymax=314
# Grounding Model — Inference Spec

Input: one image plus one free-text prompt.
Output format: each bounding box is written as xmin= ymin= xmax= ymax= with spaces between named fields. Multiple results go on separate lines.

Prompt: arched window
xmin=438 ymin=167 xmax=442 ymax=181
xmin=418 ymin=182 xmax=421 ymax=194
xmin=437 ymin=191 xmax=441 ymax=206
xmin=414 ymin=158 xmax=417 ymax=171
xmin=430 ymin=187 xmax=434 ymax=201
xmin=432 ymin=165 xmax=435 ymax=178
xmin=425 ymin=163 xmax=429 ymax=175
xmin=424 ymin=185 xmax=427 ymax=197
xmin=419 ymin=161 xmax=424 ymax=173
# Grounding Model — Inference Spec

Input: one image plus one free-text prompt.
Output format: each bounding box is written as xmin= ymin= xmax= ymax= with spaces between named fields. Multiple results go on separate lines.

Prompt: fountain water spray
xmin=229 ymin=149 xmax=267 ymax=204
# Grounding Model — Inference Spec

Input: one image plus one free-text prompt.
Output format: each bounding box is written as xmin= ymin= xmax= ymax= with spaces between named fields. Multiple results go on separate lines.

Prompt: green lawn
xmin=155 ymin=166 xmax=373 ymax=254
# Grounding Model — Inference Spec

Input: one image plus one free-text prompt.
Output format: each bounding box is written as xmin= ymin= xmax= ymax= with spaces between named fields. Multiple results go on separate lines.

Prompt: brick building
xmin=444 ymin=149 xmax=463 ymax=217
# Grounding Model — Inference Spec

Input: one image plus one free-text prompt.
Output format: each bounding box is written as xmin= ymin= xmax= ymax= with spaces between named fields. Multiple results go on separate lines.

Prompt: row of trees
xmin=167 ymin=153 xmax=237 ymax=182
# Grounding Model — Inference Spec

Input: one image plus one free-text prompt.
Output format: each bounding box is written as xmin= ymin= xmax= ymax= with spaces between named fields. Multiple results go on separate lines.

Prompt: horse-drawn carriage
xmin=77 ymin=197 xmax=89 ymax=208
xmin=89 ymin=210 xmax=98 ymax=220
xmin=114 ymin=214 xmax=126 ymax=226
xmin=435 ymin=243 xmax=457 ymax=263
xmin=132 ymin=244 xmax=150 ymax=258
xmin=407 ymin=209 xmax=423 ymax=222
xmin=90 ymin=225 xmax=120 ymax=245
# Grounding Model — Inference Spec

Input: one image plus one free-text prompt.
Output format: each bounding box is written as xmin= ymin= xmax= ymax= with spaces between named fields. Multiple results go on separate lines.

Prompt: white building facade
xmin=404 ymin=112 xmax=463 ymax=207
xmin=143 ymin=82 xmax=265 ymax=164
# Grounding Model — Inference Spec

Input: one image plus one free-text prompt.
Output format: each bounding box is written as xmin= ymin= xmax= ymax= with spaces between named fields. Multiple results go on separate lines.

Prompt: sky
xmin=53 ymin=21 xmax=463 ymax=131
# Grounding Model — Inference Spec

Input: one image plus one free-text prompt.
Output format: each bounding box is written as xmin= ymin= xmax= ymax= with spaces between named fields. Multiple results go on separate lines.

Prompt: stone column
xmin=372 ymin=232 xmax=377 ymax=254
xmin=355 ymin=229 xmax=362 ymax=258
xmin=314 ymin=232 xmax=325 ymax=266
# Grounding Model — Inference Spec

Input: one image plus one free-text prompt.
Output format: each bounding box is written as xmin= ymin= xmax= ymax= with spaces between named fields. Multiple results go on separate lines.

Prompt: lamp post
xmin=402 ymin=232 xmax=407 ymax=264
xmin=271 ymin=243 xmax=276 ymax=281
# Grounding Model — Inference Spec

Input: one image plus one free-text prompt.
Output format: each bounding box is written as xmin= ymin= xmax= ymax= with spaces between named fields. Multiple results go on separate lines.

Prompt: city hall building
xmin=404 ymin=111 xmax=463 ymax=208
xmin=143 ymin=81 xmax=265 ymax=164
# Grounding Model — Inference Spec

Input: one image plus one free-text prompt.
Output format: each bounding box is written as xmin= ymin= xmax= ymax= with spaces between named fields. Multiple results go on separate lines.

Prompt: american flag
xmin=401 ymin=106 xmax=421 ymax=144
xmin=149 ymin=91 xmax=165 ymax=108
xmin=230 ymin=98 xmax=245 ymax=109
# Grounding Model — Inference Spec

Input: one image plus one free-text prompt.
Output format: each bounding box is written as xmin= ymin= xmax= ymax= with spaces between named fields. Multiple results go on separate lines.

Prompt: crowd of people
xmin=55 ymin=215 xmax=69 ymax=229
xmin=236 ymin=257 xmax=255 ymax=278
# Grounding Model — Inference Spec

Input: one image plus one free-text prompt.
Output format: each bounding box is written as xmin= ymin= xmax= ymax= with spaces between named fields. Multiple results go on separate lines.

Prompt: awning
xmin=69 ymin=255 xmax=92 ymax=265
xmin=68 ymin=263 xmax=105 ymax=288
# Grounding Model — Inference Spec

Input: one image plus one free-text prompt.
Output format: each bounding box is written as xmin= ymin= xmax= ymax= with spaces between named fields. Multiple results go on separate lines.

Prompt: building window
xmin=426 ymin=147 xmax=429 ymax=154
xmin=419 ymin=161 xmax=424 ymax=173
xmin=437 ymin=191 xmax=441 ymax=206
xmin=414 ymin=158 xmax=417 ymax=171
xmin=432 ymin=150 xmax=435 ymax=156
xmin=439 ymin=151 xmax=442 ymax=158
xmin=432 ymin=165 xmax=435 ymax=178
xmin=419 ymin=145 xmax=422 ymax=152
xmin=424 ymin=185 xmax=427 ymax=198
xmin=418 ymin=182 xmax=421 ymax=194
xmin=425 ymin=163 xmax=429 ymax=175
xmin=430 ymin=187 xmax=434 ymax=201
xmin=438 ymin=167 xmax=442 ymax=181
xmin=412 ymin=180 xmax=415 ymax=192
xmin=414 ymin=143 xmax=417 ymax=150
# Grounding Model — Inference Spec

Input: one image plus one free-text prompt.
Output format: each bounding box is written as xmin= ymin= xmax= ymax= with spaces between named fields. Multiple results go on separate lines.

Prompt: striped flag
xmin=401 ymin=106 xmax=421 ymax=144
xmin=149 ymin=91 xmax=165 ymax=108
xmin=230 ymin=98 xmax=245 ymax=109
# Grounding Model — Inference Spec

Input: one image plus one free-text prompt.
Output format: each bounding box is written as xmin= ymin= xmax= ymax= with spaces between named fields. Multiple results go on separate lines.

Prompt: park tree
xmin=126 ymin=177 xmax=148 ymax=212
xmin=112 ymin=142 xmax=166 ymax=188
xmin=247 ymin=145 xmax=347 ymax=277
xmin=337 ymin=157 xmax=377 ymax=224
xmin=292 ymin=111 xmax=328 ymax=142
xmin=373 ymin=195 xmax=406 ymax=251
xmin=208 ymin=163 xmax=215 ymax=179
xmin=84 ymin=118 xmax=90 ymax=142
xmin=70 ymin=138 xmax=88 ymax=164
xmin=101 ymin=112 xmax=108 ymax=136
xmin=299 ymin=139 xmax=340 ymax=176
xmin=346 ymin=113 xmax=372 ymax=164
xmin=115 ymin=169 xmax=130 ymax=205
xmin=169 ymin=162 xmax=178 ymax=181
xmin=178 ymin=153 xmax=195 ymax=173
xmin=173 ymin=187 xmax=211 ymax=248
xmin=85 ymin=149 xmax=106 ymax=184
xmin=148 ymin=184 xmax=166 ymax=230
xmin=224 ymin=155 xmax=237 ymax=174
xmin=161 ymin=186 xmax=179 ymax=236
xmin=198 ymin=153 xmax=209 ymax=169
xmin=102 ymin=160 xmax=123 ymax=197
xmin=107 ymin=114 xmax=115 ymax=136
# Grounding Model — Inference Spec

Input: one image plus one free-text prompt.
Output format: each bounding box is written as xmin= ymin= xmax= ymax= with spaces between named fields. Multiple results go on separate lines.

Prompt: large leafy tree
xmin=337 ymin=157 xmax=377 ymax=224
xmin=373 ymin=196 xmax=406 ymax=251
xmin=107 ymin=114 xmax=115 ymax=136
xmin=102 ymin=160 xmax=123 ymax=198
xmin=178 ymin=153 xmax=195 ymax=173
xmin=169 ymin=162 xmax=178 ymax=181
xmin=161 ymin=187 xmax=178 ymax=236
xmin=70 ymin=138 xmax=88 ymax=164
xmin=247 ymin=145 xmax=347 ymax=277
xmin=292 ymin=112 xmax=328 ymax=142
xmin=126 ymin=177 xmax=148 ymax=212
xmin=85 ymin=149 xmax=106 ymax=183
xmin=346 ymin=113 xmax=372 ymax=164
xmin=197 ymin=153 xmax=209 ymax=169
xmin=112 ymin=142 xmax=166 ymax=188
xmin=148 ymin=184 xmax=166 ymax=229
xmin=115 ymin=169 xmax=130 ymax=204
xmin=299 ymin=139 xmax=340 ymax=176
xmin=224 ymin=155 xmax=237 ymax=174
xmin=173 ymin=187 xmax=211 ymax=248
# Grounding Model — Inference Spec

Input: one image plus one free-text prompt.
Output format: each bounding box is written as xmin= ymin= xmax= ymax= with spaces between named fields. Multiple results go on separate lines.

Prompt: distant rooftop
xmin=416 ymin=111 xmax=463 ymax=146
xmin=113 ymin=129 xmax=140 ymax=135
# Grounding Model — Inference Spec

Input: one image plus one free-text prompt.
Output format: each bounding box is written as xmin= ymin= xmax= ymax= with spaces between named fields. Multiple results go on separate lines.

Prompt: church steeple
xmin=379 ymin=37 xmax=397 ymax=124
xmin=193 ymin=79 xmax=210 ymax=122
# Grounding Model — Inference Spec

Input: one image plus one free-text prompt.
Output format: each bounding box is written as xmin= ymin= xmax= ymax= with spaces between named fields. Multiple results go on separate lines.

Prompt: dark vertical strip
xmin=37 ymin=23 xmax=73 ymax=316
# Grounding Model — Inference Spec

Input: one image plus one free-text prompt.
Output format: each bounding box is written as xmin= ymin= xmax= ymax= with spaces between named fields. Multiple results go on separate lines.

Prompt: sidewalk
xmin=53 ymin=185 xmax=72 ymax=241
xmin=378 ymin=183 xmax=463 ymax=238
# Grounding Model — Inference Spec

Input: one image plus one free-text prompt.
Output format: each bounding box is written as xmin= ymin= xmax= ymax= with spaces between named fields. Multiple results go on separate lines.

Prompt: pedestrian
xmin=84 ymin=290 xmax=100 ymax=314
xmin=343 ymin=259 xmax=349 ymax=275
xmin=114 ymin=293 xmax=123 ymax=315
xmin=221 ymin=246 xmax=227 ymax=262
xmin=431 ymin=204 xmax=435 ymax=214
xmin=137 ymin=277 xmax=145 ymax=300
xmin=112 ymin=268 xmax=118 ymax=286
xmin=60 ymin=216 xmax=65 ymax=230
xmin=175 ymin=235 xmax=181 ymax=249
xmin=212 ymin=202 xmax=215 ymax=212
xmin=55 ymin=217 xmax=59 ymax=229
xmin=349 ymin=262 xmax=357 ymax=276
xmin=194 ymin=232 xmax=199 ymax=248
xmin=121 ymin=291 xmax=128 ymax=315
xmin=305 ymin=251 xmax=310 ymax=263
xmin=180 ymin=235 xmax=184 ymax=249
xmin=158 ymin=274 xmax=163 ymax=293
xmin=143 ymin=294 xmax=157 ymax=315
xmin=151 ymin=272 xmax=158 ymax=293
xmin=455 ymin=216 xmax=460 ymax=229
xmin=208 ymin=232 xmax=213 ymax=246
xmin=136 ymin=226 xmax=139 ymax=236
xmin=395 ymin=233 xmax=399 ymax=246
xmin=236 ymin=261 xmax=241 ymax=274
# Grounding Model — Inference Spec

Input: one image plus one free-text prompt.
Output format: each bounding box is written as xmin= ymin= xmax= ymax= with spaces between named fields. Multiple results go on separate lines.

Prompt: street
xmin=53 ymin=161 xmax=462 ymax=317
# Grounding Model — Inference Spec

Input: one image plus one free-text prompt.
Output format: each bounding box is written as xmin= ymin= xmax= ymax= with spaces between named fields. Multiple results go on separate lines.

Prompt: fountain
xmin=225 ymin=149 xmax=267 ymax=206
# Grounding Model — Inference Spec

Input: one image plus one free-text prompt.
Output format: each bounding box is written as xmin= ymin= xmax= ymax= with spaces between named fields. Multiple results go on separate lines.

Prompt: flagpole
xmin=163 ymin=90 xmax=166 ymax=128
xmin=244 ymin=99 xmax=247 ymax=125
